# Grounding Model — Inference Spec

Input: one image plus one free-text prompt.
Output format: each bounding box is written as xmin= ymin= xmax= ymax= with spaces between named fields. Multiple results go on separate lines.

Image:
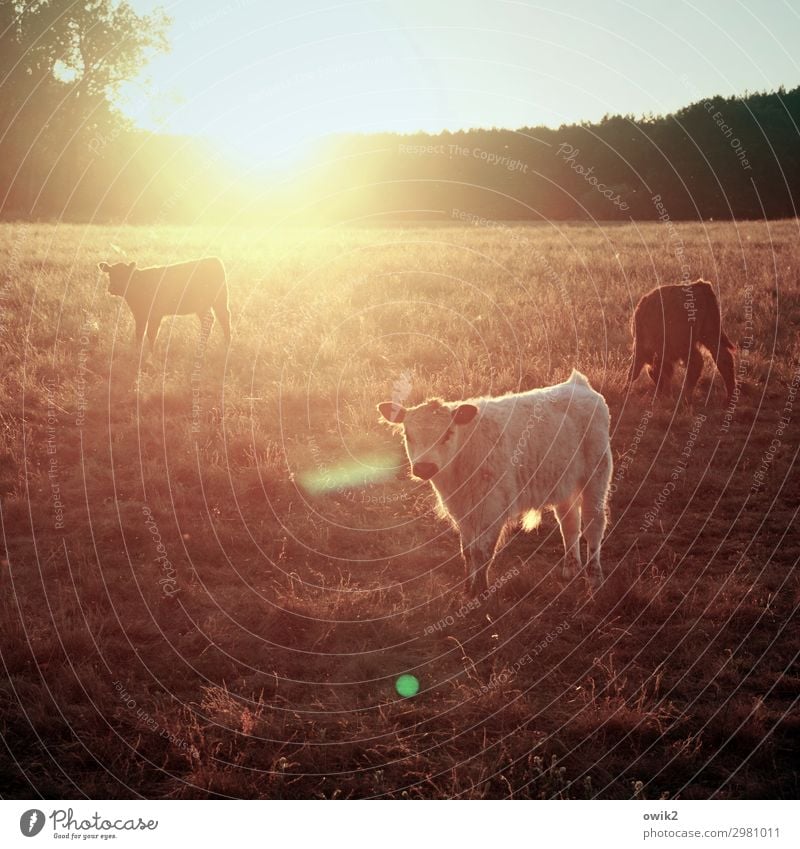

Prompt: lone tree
xmin=0 ymin=0 xmax=170 ymax=216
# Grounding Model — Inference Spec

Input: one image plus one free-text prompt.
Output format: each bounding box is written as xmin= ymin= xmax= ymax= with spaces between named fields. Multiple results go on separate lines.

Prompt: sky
xmin=123 ymin=0 xmax=800 ymax=165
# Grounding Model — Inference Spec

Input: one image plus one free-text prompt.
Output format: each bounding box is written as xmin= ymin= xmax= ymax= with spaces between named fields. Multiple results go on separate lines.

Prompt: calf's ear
xmin=98 ymin=262 xmax=110 ymax=272
xmin=377 ymin=402 xmax=406 ymax=424
xmin=453 ymin=404 xmax=478 ymax=425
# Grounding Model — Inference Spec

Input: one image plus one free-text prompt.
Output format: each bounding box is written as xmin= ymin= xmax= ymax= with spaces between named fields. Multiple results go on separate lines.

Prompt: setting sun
xmin=121 ymin=1 xmax=471 ymax=167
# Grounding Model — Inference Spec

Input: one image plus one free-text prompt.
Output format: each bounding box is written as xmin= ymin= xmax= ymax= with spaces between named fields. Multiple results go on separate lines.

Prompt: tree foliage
xmin=0 ymin=0 xmax=169 ymax=215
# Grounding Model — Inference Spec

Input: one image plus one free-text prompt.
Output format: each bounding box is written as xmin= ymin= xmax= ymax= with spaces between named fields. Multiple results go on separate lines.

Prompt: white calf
xmin=379 ymin=370 xmax=612 ymax=593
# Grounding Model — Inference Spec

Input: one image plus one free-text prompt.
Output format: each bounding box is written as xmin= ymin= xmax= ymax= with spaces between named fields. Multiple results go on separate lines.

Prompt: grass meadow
xmin=0 ymin=218 xmax=798 ymax=799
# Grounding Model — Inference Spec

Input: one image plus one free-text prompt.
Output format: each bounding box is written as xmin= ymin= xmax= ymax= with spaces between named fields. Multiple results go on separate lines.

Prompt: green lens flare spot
xmin=298 ymin=451 xmax=399 ymax=495
xmin=395 ymin=674 xmax=420 ymax=698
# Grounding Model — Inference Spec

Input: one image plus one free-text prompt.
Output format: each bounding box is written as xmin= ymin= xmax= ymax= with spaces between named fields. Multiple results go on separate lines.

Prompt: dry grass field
xmin=0 ymin=218 xmax=798 ymax=799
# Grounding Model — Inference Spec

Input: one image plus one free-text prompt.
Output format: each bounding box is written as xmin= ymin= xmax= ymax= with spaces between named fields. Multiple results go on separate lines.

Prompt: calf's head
xmin=98 ymin=261 xmax=136 ymax=296
xmin=378 ymin=399 xmax=478 ymax=480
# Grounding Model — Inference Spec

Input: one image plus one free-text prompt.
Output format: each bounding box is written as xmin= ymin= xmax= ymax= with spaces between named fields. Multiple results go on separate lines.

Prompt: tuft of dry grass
xmin=0 ymin=219 xmax=797 ymax=799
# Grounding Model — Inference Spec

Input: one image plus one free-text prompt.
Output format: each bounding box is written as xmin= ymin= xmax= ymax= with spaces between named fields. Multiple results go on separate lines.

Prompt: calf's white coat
xmin=379 ymin=370 xmax=612 ymax=592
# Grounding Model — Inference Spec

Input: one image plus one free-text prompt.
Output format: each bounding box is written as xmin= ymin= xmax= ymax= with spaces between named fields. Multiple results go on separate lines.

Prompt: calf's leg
xmin=683 ymin=346 xmax=704 ymax=404
xmin=554 ymin=499 xmax=582 ymax=580
xmin=461 ymin=520 xmax=504 ymax=597
xmin=707 ymin=339 xmax=736 ymax=400
xmin=146 ymin=316 xmax=161 ymax=355
xmin=581 ymin=451 xmax=612 ymax=586
xmin=133 ymin=314 xmax=147 ymax=363
xmin=213 ymin=300 xmax=232 ymax=347
xmin=650 ymin=356 xmax=674 ymax=396
xmin=197 ymin=310 xmax=214 ymax=354
xmin=627 ymin=342 xmax=648 ymax=388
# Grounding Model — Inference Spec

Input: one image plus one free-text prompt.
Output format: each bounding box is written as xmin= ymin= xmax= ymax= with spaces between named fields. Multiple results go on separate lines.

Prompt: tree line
xmin=310 ymin=88 xmax=800 ymax=222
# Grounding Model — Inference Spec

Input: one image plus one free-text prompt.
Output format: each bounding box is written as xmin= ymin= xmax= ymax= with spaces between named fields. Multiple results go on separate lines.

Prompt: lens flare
xmin=298 ymin=451 xmax=399 ymax=496
xmin=395 ymin=675 xmax=420 ymax=698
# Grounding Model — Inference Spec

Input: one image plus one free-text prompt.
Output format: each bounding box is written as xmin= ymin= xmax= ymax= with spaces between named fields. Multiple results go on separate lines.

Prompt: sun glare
xmin=117 ymin=3 xmax=470 ymax=173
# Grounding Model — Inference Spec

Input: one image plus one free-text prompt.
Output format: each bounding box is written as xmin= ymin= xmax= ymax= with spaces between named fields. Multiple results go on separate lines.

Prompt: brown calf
xmin=98 ymin=257 xmax=231 ymax=358
xmin=627 ymin=280 xmax=736 ymax=402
